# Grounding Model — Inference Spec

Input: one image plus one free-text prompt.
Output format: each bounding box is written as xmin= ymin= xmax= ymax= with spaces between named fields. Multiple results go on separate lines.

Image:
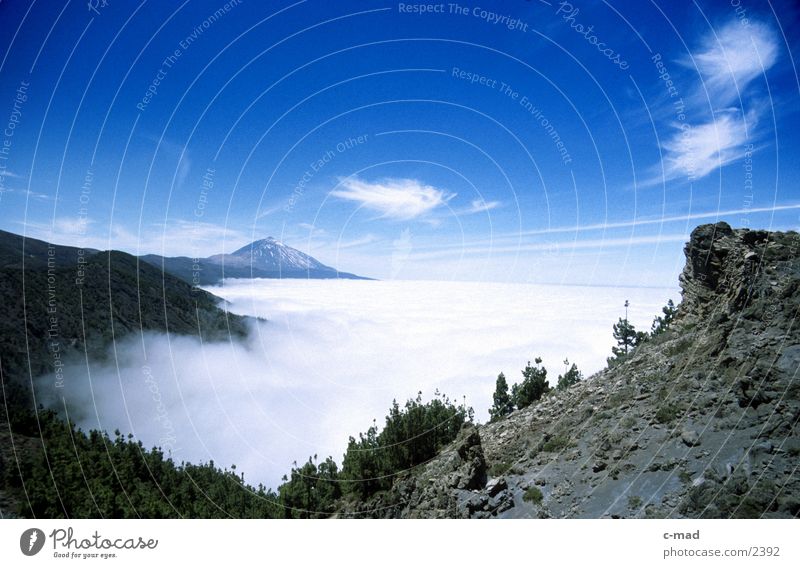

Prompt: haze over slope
xmin=37 ymin=279 xmax=674 ymax=489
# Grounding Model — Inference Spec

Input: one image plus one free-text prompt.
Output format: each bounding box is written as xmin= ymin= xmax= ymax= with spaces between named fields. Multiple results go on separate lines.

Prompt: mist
xmin=37 ymin=279 xmax=678 ymax=489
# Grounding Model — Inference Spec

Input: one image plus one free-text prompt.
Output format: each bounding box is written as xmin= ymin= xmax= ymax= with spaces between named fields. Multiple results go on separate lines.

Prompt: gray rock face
xmin=337 ymin=224 xmax=800 ymax=518
xmin=681 ymin=430 xmax=701 ymax=447
xmin=486 ymin=477 xmax=507 ymax=497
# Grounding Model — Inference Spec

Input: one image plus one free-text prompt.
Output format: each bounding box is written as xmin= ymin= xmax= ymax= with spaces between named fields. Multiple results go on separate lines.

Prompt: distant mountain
xmin=214 ymin=237 xmax=332 ymax=272
xmin=142 ymin=236 xmax=369 ymax=285
xmin=1 ymin=226 xmax=367 ymax=286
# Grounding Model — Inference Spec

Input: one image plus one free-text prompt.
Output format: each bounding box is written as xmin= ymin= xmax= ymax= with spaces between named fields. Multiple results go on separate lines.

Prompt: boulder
xmin=681 ymin=430 xmax=701 ymax=447
xmin=485 ymin=477 xmax=507 ymax=497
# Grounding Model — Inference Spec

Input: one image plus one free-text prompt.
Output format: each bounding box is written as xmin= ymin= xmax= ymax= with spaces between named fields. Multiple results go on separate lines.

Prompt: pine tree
xmin=278 ymin=455 xmax=342 ymax=518
xmin=489 ymin=372 xmax=514 ymax=422
xmin=340 ymin=392 xmax=471 ymax=500
xmin=556 ymin=358 xmax=583 ymax=391
xmin=611 ymin=300 xmax=641 ymax=359
xmin=611 ymin=317 xmax=638 ymax=357
xmin=512 ymin=357 xmax=550 ymax=409
xmin=651 ymin=299 xmax=677 ymax=336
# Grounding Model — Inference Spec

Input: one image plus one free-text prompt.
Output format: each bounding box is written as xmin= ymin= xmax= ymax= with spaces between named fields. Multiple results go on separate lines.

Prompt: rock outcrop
xmin=339 ymin=223 xmax=800 ymax=518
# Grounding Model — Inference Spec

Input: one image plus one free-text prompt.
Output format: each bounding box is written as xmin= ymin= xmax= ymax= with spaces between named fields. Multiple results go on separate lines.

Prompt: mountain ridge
xmin=0 ymin=231 xmax=263 ymax=517
xmin=334 ymin=223 xmax=800 ymax=518
xmin=1 ymin=223 xmax=797 ymax=519
xmin=0 ymin=228 xmax=369 ymax=284
xmin=142 ymin=235 xmax=370 ymax=284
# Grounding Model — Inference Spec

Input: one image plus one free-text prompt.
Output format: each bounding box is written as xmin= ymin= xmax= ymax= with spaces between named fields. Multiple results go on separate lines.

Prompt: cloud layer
xmin=38 ymin=279 xmax=677 ymax=489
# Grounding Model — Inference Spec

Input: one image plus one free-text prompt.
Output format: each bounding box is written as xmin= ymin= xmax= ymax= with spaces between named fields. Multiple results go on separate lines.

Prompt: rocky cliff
xmin=338 ymin=223 xmax=800 ymax=518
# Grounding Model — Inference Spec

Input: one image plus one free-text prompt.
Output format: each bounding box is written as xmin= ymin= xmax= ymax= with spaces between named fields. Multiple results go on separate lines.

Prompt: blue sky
xmin=0 ymin=0 xmax=798 ymax=285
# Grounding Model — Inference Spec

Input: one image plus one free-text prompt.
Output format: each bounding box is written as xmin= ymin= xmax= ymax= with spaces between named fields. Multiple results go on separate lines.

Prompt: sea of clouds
xmin=38 ymin=279 xmax=678 ymax=489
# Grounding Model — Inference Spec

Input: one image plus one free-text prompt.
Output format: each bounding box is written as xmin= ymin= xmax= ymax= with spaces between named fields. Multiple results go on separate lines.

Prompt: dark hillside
xmin=0 ymin=235 xmax=264 ymax=518
xmin=0 ymin=249 xmax=246 ymax=383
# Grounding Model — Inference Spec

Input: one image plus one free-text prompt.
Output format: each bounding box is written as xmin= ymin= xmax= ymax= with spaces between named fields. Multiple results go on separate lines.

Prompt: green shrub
xmin=523 ymin=486 xmax=543 ymax=504
xmin=606 ymin=387 xmax=634 ymax=408
xmin=556 ymin=359 xmax=583 ymax=391
xmin=595 ymin=410 xmax=613 ymax=421
xmin=541 ymin=435 xmax=572 ymax=453
xmin=512 ymin=358 xmax=550 ymax=409
xmin=655 ymin=404 xmax=680 ymax=424
xmin=628 ymin=495 xmax=642 ymax=508
xmin=341 ymin=391 xmax=472 ymax=500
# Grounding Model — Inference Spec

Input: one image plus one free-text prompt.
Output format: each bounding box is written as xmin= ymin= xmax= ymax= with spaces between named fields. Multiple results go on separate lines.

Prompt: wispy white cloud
xmin=517 ymin=203 xmax=800 ymax=236
xmin=296 ymin=222 xmax=330 ymax=238
xmin=24 ymin=189 xmax=54 ymax=201
xmin=390 ymin=228 xmax=413 ymax=279
xmin=651 ymin=19 xmax=779 ymax=185
xmin=331 ymin=176 xmax=455 ymax=220
xmin=460 ymin=199 xmax=501 ymax=215
xmin=22 ymin=216 xmax=93 ymax=239
xmin=336 ymin=234 xmax=379 ymax=249
xmin=684 ymin=20 xmax=778 ymax=106
xmin=660 ymin=109 xmax=756 ymax=183
xmin=177 ymin=154 xmax=191 ymax=189
xmin=403 ymin=234 xmax=690 ymax=262
xmin=0 ymin=187 xmax=55 ymax=202
xmin=54 ymin=216 xmax=94 ymax=235
xmin=403 ymin=203 xmax=800 ymax=255
xmin=255 ymin=203 xmax=286 ymax=219
xmin=146 ymin=136 xmax=192 ymax=189
xmin=121 ymin=220 xmax=251 ymax=256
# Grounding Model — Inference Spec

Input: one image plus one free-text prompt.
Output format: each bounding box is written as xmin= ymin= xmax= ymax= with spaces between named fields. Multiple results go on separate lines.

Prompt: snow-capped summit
xmin=229 ymin=237 xmax=332 ymax=272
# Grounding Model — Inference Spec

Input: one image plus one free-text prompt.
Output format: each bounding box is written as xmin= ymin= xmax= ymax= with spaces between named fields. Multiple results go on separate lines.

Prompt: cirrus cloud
xmin=684 ymin=19 xmax=778 ymax=106
xmin=646 ymin=19 xmax=779 ymax=186
xmin=462 ymin=199 xmax=501 ymax=215
xmin=661 ymin=109 xmax=756 ymax=182
xmin=331 ymin=176 xmax=455 ymax=220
